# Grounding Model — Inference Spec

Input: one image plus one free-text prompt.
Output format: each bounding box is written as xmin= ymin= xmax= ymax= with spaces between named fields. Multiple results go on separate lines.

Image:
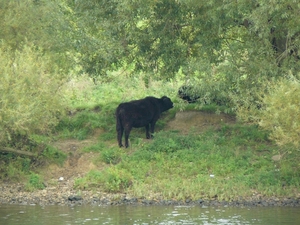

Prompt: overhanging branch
xmin=0 ymin=147 xmax=37 ymax=158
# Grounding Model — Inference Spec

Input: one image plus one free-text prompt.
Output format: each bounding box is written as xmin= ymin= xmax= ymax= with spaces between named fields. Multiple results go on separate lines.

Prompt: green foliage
xmin=74 ymin=170 xmax=102 ymax=190
xmin=42 ymin=146 xmax=67 ymax=166
xmin=0 ymin=156 xmax=31 ymax=181
xmin=55 ymin=110 xmax=103 ymax=140
xmin=76 ymin=123 xmax=299 ymax=200
xmin=0 ymin=0 xmax=75 ymax=72
xmin=100 ymin=148 xmax=123 ymax=165
xmin=75 ymin=168 xmax=132 ymax=193
xmin=258 ymin=79 xmax=300 ymax=147
xmin=102 ymin=167 xmax=133 ymax=192
xmin=237 ymin=77 xmax=300 ymax=148
xmin=217 ymin=124 xmax=270 ymax=145
xmin=1 ymin=0 xmax=300 ymax=201
xmin=0 ymin=44 xmax=66 ymax=145
xmin=143 ymin=131 xmax=199 ymax=153
xmin=64 ymin=0 xmax=300 ymax=82
xmin=25 ymin=173 xmax=45 ymax=192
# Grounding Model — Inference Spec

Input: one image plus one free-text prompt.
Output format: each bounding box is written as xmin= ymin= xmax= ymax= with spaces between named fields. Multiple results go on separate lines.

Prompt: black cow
xmin=116 ymin=96 xmax=173 ymax=148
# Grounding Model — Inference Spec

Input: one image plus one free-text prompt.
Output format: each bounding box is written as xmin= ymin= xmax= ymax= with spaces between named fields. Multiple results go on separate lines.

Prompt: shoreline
xmin=1 ymin=182 xmax=299 ymax=207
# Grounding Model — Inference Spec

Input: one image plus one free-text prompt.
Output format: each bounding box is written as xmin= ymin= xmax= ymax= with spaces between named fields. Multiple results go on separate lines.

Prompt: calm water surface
xmin=0 ymin=204 xmax=299 ymax=225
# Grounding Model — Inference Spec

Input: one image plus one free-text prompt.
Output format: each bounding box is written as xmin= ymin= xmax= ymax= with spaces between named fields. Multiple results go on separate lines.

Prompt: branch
xmin=0 ymin=147 xmax=37 ymax=158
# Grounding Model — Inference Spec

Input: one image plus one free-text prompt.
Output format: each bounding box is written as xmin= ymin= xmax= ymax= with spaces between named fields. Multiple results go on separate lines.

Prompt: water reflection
xmin=0 ymin=204 xmax=299 ymax=225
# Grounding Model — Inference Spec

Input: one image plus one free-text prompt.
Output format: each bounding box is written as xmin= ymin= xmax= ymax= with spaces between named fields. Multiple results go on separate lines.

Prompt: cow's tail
xmin=116 ymin=108 xmax=122 ymax=132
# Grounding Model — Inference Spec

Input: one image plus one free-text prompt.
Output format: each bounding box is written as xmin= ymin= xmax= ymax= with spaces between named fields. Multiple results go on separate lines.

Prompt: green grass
xmin=41 ymin=145 xmax=67 ymax=166
xmin=75 ymin=123 xmax=300 ymax=201
xmin=1 ymin=72 xmax=299 ymax=202
xmin=25 ymin=173 xmax=45 ymax=191
xmin=55 ymin=109 xmax=105 ymax=140
xmin=59 ymin=74 xmax=300 ymax=200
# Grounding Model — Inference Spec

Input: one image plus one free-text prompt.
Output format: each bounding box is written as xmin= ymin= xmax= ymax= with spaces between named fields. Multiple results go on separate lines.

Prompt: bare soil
xmin=41 ymin=129 xmax=105 ymax=184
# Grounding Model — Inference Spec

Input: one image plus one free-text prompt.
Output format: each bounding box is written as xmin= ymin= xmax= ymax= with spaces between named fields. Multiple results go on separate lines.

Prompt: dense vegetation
xmin=0 ymin=0 xmax=300 ymax=200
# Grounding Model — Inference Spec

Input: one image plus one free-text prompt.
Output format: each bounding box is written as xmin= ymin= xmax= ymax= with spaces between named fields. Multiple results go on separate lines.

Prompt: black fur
xmin=116 ymin=96 xmax=173 ymax=148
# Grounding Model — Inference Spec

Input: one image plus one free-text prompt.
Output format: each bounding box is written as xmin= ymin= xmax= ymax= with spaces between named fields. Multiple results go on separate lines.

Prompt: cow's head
xmin=161 ymin=96 xmax=173 ymax=111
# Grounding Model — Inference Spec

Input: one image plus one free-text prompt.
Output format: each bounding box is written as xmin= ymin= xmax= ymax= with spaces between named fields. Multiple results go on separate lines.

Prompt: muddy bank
xmin=0 ymin=182 xmax=299 ymax=207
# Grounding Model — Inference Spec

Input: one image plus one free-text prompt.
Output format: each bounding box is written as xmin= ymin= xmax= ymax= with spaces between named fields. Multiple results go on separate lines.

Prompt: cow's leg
xmin=149 ymin=121 xmax=156 ymax=138
xmin=145 ymin=124 xmax=151 ymax=139
xmin=117 ymin=126 xmax=124 ymax=147
xmin=124 ymin=125 xmax=132 ymax=148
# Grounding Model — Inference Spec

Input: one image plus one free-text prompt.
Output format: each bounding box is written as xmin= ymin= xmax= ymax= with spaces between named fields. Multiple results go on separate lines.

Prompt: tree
xmin=0 ymin=0 xmax=75 ymax=73
xmin=66 ymin=0 xmax=300 ymax=147
xmin=66 ymin=1 xmax=300 ymax=81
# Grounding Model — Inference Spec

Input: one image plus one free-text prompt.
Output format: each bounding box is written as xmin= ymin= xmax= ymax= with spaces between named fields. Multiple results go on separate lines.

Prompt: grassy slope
xmin=73 ymin=115 xmax=300 ymax=202
xmin=2 ymin=73 xmax=299 ymax=201
xmin=56 ymin=74 xmax=300 ymax=202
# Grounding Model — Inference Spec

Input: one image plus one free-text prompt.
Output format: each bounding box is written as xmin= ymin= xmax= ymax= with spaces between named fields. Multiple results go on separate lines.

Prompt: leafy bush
xmin=0 ymin=156 xmax=31 ymax=181
xmin=259 ymin=79 xmax=300 ymax=147
xmin=0 ymin=44 xmax=66 ymax=145
xmin=238 ymin=78 xmax=300 ymax=148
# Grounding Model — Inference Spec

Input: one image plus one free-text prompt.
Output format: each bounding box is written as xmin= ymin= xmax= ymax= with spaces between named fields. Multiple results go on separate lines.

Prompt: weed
xmin=25 ymin=173 xmax=45 ymax=191
xmin=100 ymin=148 xmax=123 ymax=164
xmin=102 ymin=167 xmax=133 ymax=192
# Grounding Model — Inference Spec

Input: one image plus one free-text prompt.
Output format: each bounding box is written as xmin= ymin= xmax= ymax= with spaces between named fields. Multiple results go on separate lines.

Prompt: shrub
xmin=25 ymin=173 xmax=45 ymax=191
xmin=0 ymin=44 xmax=66 ymax=145
xmin=236 ymin=76 xmax=300 ymax=148
xmin=258 ymin=79 xmax=300 ymax=147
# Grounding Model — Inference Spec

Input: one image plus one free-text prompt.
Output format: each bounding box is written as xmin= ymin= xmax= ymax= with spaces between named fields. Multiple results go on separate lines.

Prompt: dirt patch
xmin=167 ymin=111 xmax=236 ymax=134
xmin=41 ymin=131 xmax=104 ymax=182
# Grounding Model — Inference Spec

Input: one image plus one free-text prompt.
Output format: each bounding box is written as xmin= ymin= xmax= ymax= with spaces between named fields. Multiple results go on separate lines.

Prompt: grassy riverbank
xmin=1 ymin=74 xmax=300 ymax=203
xmin=72 ymin=114 xmax=299 ymax=202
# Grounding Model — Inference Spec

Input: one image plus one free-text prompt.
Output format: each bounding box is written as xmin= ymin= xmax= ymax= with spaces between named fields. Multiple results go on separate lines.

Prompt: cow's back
xmin=118 ymin=98 xmax=160 ymax=127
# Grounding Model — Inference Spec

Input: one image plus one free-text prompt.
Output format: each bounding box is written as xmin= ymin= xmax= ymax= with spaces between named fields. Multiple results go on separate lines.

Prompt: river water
xmin=0 ymin=204 xmax=299 ymax=225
